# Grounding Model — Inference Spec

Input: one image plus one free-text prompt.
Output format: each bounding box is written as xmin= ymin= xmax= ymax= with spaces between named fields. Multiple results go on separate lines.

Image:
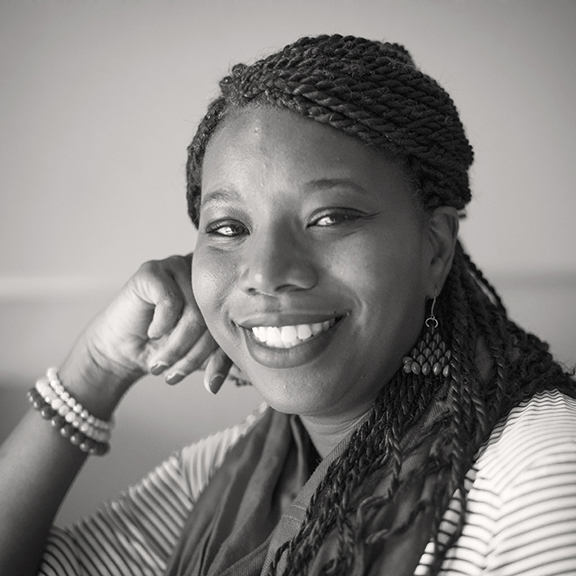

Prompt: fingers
xmin=149 ymin=305 xmax=207 ymax=368
xmin=135 ymin=256 xmax=208 ymax=374
xmin=129 ymin=255 xmax=237 ymax=393
xmin=203 ymin=349 xmax=233 ymax=395
xmin=133 ymin=259 xmax=188 ymax=340
xmin=162 ymin=330 xmax=219 ymax=385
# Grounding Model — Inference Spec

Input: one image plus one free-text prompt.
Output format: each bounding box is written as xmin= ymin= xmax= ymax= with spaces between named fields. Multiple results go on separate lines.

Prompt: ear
xmin=424 ymin=206 xmax=459 ymax=296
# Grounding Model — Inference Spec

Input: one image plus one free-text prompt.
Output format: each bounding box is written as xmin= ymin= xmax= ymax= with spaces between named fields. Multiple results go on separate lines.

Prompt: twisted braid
xmin=267 ymin=242 xmax=574 ymax=576
xmin=187 ymin=34 xmax=473 ymax=226
xmin=185 ymin=34 xmax=575 ymax=574
xmin=270 ymin=363 xmax=446 ymax=576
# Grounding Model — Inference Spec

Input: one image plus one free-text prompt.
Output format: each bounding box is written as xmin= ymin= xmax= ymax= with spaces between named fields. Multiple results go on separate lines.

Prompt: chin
xmin=244 ymin=368 xmax=341 ymax=418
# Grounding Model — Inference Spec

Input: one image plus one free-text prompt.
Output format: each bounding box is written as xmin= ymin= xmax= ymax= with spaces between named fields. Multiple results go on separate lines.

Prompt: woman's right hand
xmin=60 ymin=254 xmax=228 ymax=414
xmin=1 ymin=253 xmax=230 ymax=573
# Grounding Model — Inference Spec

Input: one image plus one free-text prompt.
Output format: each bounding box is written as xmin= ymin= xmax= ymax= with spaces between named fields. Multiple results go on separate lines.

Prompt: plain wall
xmin=0 ymin=0 xmax=575 ymax=526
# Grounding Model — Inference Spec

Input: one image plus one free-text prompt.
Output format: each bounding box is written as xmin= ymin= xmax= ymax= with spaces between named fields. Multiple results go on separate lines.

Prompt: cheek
xmin=329 ymin=227 xmax=421 ymax=291
xmin=334 ymin=226 xmax=426 ymax=323
xmin=192 ymin=248 xmax=231 ymax=331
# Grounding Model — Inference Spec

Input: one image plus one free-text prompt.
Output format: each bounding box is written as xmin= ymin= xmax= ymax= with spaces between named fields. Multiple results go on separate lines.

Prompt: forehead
xmin=204 ymin=106 xmax=366 ymax=172
xmin=202 ymin=106 xmax=413 ymax=193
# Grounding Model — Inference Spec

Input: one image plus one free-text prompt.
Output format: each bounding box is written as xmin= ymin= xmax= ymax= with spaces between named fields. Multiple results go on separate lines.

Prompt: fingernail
xmin=166 ymin=372 xmax=185 ymax=385
xmin=150 ymin=363 xmax=168 ymax=376
xmin=207 ymin=373 xmax=225 ymax=395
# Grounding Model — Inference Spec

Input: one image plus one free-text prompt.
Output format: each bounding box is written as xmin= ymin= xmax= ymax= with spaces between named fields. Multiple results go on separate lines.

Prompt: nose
xmin=238 ymin=224 xmax=318 ymax=296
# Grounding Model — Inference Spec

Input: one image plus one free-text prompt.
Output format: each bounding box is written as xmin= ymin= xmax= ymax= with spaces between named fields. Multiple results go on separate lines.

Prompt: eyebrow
xmin=303 ymin=178 xmax=369 ymax=195
xmin=200 ymin=189 xmax=241 ymax=209
xmin=200 ymin=178 xmax=368 ymax=209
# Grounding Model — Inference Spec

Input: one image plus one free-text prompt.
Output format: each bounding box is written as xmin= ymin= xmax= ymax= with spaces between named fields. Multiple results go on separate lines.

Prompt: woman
xmin=1 ymin=34 xmax=575 ymax=576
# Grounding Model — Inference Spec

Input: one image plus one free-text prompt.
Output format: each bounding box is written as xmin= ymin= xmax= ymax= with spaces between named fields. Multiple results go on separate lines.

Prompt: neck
xmin=299 ymin=407 xmax=372 ymax=459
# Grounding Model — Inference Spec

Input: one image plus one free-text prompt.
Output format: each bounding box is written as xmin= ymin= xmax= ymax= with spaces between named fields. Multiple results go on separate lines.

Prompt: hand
xmin=203 ymin=351 xmax=251 ymax=394
xmin=65 ymin=255 xmax=234 ymax=405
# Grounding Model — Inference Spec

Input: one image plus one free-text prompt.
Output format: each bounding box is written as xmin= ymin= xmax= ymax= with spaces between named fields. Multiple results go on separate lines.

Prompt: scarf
xmin=163 ymin=391 xmax=450 ymax=576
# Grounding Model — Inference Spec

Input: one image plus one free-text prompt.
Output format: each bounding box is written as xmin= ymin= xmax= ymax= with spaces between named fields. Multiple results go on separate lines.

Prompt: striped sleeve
xmin=37 ymin=406 xmax=266 ymax=576
xmin=487 ymin=434 xmax=576 ymax=574
xmin=417 ymin=390 xmax=576 ymax=576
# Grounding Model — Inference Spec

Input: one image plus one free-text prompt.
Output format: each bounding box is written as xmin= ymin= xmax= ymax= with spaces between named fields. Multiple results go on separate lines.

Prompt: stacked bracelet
xmin=28 ymin=367 xmax=112 ymax=456
xmin=44 ymin=367 xmax=112 ymax=441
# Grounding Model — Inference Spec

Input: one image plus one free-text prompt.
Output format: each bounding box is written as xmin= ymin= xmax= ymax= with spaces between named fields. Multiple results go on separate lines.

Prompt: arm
xmin=35 ymin=410 xmax=265 ymax=576
xmin=487 ymin=439 xmax=576 ymax=575
xmin=38 ymin=452 xmax=193 ymax=576
xmin=0 ymin=255 xmax=226 ymax=575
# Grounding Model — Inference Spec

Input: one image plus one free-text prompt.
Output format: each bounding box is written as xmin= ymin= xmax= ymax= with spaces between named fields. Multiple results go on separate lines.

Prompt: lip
xmin=239 ymin=312 xmax=342 ymax=329
xmin=240 ymin=314 xmax=345 ymax=369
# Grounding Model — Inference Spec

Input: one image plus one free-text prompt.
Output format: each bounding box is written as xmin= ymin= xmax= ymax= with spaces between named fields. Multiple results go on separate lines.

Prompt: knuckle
xmin=159 ymin=292 xmax=181 ymax=309
xmin=182 ymin=309 xmax=206 ymax=332
xmin=171 ymin=351 xmax=202 ymax=374
xmin=138 ymin=259 xmax=162 ymax=276
xmin=167 ymin=254 xmax=190 ymax=270
xmin=181 ymin=323 xmax=204 ymax=342
xmin=183 ymin=350 xmax=203 ymax=368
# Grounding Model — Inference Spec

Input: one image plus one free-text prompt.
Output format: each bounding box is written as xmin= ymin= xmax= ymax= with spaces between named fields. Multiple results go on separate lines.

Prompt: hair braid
xmin=187 ymin=34 xmax=474 ymax=228
xmin=270 ymin=361 xmax=446 ymax=576
xmin=269 ymin=240 xmax=574 ymax=575
xmin=186 ymin=34 xmax=576 ymax=575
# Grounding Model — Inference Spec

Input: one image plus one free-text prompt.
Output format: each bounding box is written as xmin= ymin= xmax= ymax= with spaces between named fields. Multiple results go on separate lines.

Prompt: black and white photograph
xmin=1 ymin=1 xmax=575 ymax=574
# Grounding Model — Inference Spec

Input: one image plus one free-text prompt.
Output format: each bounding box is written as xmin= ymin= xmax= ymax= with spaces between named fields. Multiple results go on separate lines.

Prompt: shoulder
xmin=465 ymin=390 xmax=576 ymax=575
xmin=428 ymin=390 xmax=576 ymax=575
xmin=179 ymin=402 xmax=269 ymax=501
xmin=475 ymin=389 xmax=576 ymax=492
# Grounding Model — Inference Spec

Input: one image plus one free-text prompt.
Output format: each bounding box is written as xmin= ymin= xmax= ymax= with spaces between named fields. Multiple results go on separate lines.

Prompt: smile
xmin=240 ymin=314 xmax=345 ymax=369
xmin=250 ymin=319 xmax=336 ymax=349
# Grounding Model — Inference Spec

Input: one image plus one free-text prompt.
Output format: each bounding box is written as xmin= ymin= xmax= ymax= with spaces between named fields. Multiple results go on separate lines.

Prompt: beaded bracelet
xmin=27 ymin=368 xmax=112 ymax=456
xmin=34 ymin=378 xmax=111 ymax=443
xmin=46 ymin=366 xmax=112 ymax=434
xmin=27 ymin=388 xmax=110 ymax=455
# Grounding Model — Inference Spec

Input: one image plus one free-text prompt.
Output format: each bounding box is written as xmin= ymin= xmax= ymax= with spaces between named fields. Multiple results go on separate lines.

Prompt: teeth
xmin=280 ymin=326 xmax=298 ymax=343
xmin=250 ymin=319 xmax=337 ymax=348
xmin=266 ymin=327 xmax=281 ymax=346
xmin=297 ymin=324 xmax=312 ymax=340
xmin=310 ymin=323 xmax=321 ymax=335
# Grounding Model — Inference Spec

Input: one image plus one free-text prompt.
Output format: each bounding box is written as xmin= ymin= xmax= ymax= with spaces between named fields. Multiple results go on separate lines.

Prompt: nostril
xmin=239 ymin=249 xmax=318 ymax=295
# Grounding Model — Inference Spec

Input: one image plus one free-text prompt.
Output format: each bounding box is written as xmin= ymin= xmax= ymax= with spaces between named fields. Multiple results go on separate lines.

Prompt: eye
xmin=310 ymin=209 xmax=364 ymax=228
xmin=205 ymin=220 xmax=248 ymax=237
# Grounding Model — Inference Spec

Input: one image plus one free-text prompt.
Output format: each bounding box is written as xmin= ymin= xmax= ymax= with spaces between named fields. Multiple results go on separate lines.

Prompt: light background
xmin=0 ymin=0 xmax=575 ymax=525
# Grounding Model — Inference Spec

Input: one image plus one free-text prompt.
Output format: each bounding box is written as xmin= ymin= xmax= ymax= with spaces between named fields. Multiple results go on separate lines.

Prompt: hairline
xmin=197 ymin=100 xmax=432 ymax=225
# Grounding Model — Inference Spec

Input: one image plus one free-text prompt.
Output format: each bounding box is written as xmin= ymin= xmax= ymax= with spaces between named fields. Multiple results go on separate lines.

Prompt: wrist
xmin=59 ymin=332 xmax=144 ymax=420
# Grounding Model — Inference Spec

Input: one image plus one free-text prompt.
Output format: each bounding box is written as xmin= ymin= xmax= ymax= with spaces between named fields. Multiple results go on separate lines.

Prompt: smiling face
xmin=192 ymin=106 xmax=441 ymax=424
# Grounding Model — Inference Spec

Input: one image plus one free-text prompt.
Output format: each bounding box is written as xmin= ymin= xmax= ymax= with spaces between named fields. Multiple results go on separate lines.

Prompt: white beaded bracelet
xmin=46 ymin=366 xmax=113 ymax=433
xmin=28 ymin=370 xmax=112 ymax=456
xmin=35 ymin=378 xmax=111 ymax=443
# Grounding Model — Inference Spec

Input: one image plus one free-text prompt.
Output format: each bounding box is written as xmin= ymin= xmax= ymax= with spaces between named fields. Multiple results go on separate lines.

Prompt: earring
xmin=403 ymin=292 xmax=451 ymax=378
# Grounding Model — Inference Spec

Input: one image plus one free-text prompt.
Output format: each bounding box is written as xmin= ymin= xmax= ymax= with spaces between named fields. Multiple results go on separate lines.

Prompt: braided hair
xmin=186 ymin=35 xmax=575 ymax=575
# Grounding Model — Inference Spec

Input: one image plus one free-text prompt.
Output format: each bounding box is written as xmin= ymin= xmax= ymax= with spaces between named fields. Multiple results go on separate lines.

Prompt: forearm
xmin=0 ymin=408 xmax=87 ymax=575
xmin=0 ymin=345 xmax=130 ymax=575
xmin=0 ymin=254 xmax=218 ymax=574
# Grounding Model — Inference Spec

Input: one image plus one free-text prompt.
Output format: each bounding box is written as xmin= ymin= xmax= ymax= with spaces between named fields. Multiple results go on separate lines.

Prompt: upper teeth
xmin=251 ymin=319 xmax=336 ymax=348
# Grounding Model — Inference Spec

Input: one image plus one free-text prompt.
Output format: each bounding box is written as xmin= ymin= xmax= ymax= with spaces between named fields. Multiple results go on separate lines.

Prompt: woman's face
xmin=193 ymin=107 xmax=435 ymax=423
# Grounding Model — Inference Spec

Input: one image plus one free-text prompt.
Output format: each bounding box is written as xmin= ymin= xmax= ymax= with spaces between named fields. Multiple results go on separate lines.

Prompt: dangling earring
xmin=403 ymin=291 xmax=451 ymax=378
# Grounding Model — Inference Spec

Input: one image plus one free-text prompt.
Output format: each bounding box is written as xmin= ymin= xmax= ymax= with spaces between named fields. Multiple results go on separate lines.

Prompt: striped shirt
xmin=39 ymin=390 xmax=576 ymax=575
